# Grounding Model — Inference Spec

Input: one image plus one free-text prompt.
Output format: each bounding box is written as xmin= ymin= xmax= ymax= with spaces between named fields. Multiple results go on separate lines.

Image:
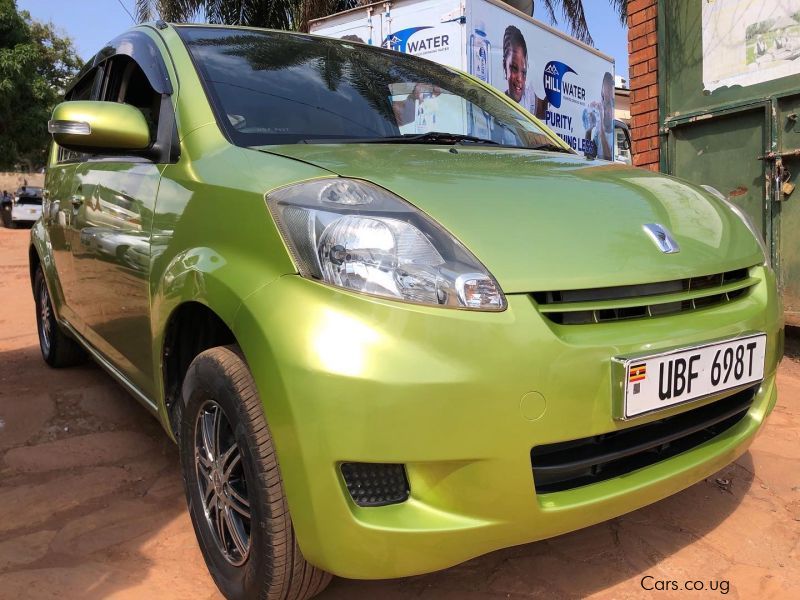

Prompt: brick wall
xmin=627 ymin=0 xmax=660 ymax=171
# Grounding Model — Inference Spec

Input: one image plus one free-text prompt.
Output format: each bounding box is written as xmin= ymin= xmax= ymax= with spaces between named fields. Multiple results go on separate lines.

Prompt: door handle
xmin=70 ymin=194 xmax=84 ymax=208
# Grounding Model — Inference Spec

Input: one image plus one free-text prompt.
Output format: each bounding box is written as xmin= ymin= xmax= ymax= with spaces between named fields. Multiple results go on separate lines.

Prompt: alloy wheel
xmin=194 ymin=400 xmax=252 ymax=566
xmin=38 ymin=281 xmax=52 ymax=356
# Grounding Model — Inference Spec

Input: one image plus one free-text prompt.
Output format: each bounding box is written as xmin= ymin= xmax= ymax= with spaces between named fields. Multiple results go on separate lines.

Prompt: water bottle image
xmin=582 ymin=102 xmax=601 ymax=134
xmin=415 ymin=91 xmax=438 ymax=133
xmin=470 ymin=22 xmax=491 ymax=85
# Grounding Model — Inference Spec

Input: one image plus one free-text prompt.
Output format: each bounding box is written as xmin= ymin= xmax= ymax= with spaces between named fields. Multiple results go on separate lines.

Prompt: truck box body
xmin=310 ymin=0 xmax=616 ymax=159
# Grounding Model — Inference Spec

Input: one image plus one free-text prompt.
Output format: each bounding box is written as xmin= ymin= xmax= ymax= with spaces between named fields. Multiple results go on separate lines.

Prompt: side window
xmin=69 ymin=70 xmax=96 ymax=101
xmin=100 ymin=56 xmax=161 ymax=139
xmin=57 ymin=67 xmax=99 ymax=163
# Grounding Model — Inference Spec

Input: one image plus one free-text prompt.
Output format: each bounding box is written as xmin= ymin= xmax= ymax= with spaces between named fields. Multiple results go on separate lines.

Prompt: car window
xmin=15 ymin=187 xmax=43 ymax=205
xmin=100 ymin=56 xmax=161 ymax=138
xmin=70 ymin=68 xmax=97 ymax=101
xmin=615 ymin=126 xmax=631 ymax=164
xmin=57 ymin=67 xmax=99 ymax=163
xmin=177 ymin=27 xmax=557 ymax=149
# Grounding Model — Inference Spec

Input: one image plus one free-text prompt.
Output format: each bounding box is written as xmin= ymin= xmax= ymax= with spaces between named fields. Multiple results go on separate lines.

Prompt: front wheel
xmin=179 ymin=346 xmax=331 ymax=600
xmin=33 ymin=265 xmax=87 ymax=367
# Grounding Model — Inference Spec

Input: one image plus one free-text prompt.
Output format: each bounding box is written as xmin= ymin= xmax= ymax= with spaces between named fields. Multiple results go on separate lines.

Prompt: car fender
xmin=150 ymin=245 xmax=289 ymax=427
xmin=29 ymin=220 xmax=67 ymax=321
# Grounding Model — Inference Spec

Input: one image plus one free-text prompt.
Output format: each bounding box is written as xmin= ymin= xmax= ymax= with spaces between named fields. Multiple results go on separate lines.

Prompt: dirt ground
xmin=1 ymin=225 xmax=798 ymax=600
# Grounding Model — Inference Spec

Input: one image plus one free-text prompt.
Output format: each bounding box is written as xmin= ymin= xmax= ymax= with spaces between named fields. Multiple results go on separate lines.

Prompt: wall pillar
xmin=628 ymin=0 xmax=660 ymax=171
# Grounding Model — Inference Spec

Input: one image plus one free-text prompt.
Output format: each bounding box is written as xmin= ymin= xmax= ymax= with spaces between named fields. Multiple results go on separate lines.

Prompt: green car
xmin=32 ymin=23 xmax=782 ymax=600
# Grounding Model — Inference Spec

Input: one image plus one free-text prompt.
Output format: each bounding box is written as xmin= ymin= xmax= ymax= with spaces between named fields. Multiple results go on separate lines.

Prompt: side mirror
xmin=48 ymin=101 xmax=151 ymax=153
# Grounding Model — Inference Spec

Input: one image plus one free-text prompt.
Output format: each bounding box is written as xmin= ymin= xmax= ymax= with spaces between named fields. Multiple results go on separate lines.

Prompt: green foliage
xmin=0 ymin=0 xmax=83 ymax=169
xmin=135 ymin=0 xmax=358 ymax=32
xmin=536 ymin=0 xmax=626 ymax=46
xmin=136 ymin=0 xmax=625 ymax=45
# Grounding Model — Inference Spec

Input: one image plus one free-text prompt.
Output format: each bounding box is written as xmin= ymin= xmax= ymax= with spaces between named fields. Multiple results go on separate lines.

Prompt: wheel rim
xmin=194 ymin=400 xmax=251 ymax=566
xmin=38 ymin=280 xmax=52 ymax=356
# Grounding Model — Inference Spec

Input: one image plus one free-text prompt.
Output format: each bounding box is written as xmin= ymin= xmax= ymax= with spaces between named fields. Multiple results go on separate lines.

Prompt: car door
xmin=44 ymin=67 xmax=99 ymax=327
xmin=67 ymin=51 xmax=170 ymax=397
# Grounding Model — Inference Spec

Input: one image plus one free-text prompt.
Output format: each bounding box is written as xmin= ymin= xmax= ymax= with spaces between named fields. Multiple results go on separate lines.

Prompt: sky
xmin=17 ymin=0 xmax=629 ymax=77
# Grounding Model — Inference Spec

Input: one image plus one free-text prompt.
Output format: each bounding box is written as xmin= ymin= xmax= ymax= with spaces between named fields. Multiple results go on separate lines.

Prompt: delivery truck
xmin=310 ymin=0 xmax=620 ymax=160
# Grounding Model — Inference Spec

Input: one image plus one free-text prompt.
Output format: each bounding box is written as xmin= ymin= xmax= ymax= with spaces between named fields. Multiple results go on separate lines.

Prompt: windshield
xmin=177 ymin=26 xmax=562 ymax=150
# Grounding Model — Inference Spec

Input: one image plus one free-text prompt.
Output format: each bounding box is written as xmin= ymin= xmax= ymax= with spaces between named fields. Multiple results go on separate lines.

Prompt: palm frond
xmin=137 ymin=1 xmax=626 ymax=41
xmin=158 ymin=0 xmax=204 ymax=22
xmin=537 ymin=0 xmax=558 ymax=27
xmin=554 ymin=0 xmax=592 ymax=45
xmin=135 ymin=0 xmax=156 ymax=22
xmin=606 ymin=0 xmax=627 ymax=26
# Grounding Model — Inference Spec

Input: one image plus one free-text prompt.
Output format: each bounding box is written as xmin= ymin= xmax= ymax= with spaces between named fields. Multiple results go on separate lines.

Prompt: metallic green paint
xmin=49 ymin=100 xmax=151 ymax=151
xmin=260 ymin=144 xmax=766 ymax=292
xmin=31 ymin=23 xmax=783 ymax=581
xmin=231 ymin=268 xmax=780 ymax=578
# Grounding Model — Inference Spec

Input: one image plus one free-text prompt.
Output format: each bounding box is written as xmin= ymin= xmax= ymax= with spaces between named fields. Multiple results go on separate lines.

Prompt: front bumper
xmin=233 ymin=266 xmax=782 ymax=579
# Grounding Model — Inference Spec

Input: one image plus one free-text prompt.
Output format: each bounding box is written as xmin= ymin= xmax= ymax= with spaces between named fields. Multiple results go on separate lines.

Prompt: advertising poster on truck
xmin=310 ymin=0 xmax=615 ymax=160
xmin=467 ymin=0 xmax=615 ymax=159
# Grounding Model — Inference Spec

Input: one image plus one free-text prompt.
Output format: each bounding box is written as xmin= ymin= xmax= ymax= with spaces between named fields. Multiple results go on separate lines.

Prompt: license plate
xmin=622 ymin=334 xmax=766 ymax=418
xmin=28 ymin=209 xmax=37 ymax=214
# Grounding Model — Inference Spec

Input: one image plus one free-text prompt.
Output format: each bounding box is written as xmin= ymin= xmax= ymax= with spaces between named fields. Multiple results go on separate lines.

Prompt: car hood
xmin=259 ymin=144 xmax=764 ymax=293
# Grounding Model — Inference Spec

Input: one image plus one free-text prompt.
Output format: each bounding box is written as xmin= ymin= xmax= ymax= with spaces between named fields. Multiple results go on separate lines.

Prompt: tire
xmin=33 ymin=265 xmax=88 ymax=367
xmin=180 ymin=346 xmax=332 ymax=600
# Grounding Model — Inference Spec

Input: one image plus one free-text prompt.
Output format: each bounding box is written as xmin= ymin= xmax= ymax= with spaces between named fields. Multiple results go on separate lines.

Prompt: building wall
xmin=627 ymin=0 xmax=659 ymax=171
xmin=0 ymin=172 xmax=44 ymax=194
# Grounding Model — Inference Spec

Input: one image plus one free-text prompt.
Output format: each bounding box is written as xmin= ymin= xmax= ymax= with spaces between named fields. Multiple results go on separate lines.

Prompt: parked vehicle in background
xmin=8 ymin=186 xmax=43 ymax=227
xmin=614 ymin=119 xmax=632 ymax=164
xmin=32 ymin=23 xmax=782 ymax=600
xmin=311 ymin=0 xmax=619 ymax=159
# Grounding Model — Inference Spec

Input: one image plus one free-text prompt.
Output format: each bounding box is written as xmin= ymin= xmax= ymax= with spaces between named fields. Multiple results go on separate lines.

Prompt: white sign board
xmin=703 ymin=0 xmax=800 ymax=91
xmin=467 ymin=0 xmax=615 ymax=159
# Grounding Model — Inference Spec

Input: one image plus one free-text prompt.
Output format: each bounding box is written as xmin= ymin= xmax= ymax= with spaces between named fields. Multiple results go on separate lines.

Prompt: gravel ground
xmin=1 ymin=226 xmax=798 ymax=599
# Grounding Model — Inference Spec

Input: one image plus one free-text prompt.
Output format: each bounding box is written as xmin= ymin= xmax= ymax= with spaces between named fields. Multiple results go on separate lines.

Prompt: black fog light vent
xmin=340 ymin=462 xmax=410 ymax=507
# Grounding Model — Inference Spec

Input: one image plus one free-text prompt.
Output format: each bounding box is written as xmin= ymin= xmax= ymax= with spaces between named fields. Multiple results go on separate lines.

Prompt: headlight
xmin=701 ymin=185 xmax=769 ymax=265
xmin=267 ymin=178 xmax=506 ymax=310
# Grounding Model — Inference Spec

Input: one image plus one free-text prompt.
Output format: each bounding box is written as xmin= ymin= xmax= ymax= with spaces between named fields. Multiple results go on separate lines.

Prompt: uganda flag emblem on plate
xmin=629 ymin=363 xmax=647 ymax=383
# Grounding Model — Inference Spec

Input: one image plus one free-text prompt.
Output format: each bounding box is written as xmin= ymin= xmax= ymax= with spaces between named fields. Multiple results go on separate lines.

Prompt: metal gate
xmin=658 ymin=0 xmax=800 ymax=326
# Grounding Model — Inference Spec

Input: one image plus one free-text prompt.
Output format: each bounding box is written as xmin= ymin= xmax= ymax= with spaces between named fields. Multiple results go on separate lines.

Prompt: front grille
xmin=533 ymin=268 xmax=756 ymax=325
xmin=530 ymin=385 xmax=757 ymax=494
xmin=340 ymin=462 xmax=410 ymax=507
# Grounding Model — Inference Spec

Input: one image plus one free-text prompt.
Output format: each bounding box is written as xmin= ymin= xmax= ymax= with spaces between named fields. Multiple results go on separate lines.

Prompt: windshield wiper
xmin=299 ymin=131 xmax=500 ymax=146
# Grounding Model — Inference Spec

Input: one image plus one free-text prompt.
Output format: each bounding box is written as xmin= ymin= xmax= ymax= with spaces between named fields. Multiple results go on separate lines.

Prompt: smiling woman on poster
xmin=502 ymin=25 xmax=547 ymax=118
